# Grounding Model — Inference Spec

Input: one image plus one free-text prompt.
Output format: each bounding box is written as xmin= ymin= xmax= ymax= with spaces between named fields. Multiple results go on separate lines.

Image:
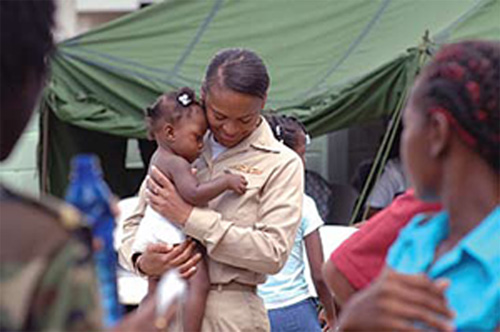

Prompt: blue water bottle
xmin=65 ymin=154 xmax=124 ymax=327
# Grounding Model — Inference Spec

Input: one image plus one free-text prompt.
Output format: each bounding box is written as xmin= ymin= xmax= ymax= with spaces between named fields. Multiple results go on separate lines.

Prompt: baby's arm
xmin=160 ymin=157 xmax=247 ymax=206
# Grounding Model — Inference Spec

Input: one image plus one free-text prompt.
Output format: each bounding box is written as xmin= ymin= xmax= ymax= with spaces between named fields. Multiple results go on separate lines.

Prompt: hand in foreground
xmin=318 ymin=307 xmax=336 ymax=332
xmin=337 ymin=268 xmax=455 ymax=331
xmin=113 ymin=293 xmax=180 ymax=332
xmin=137 ymin=239 xmax=201 ymax=279
xmin=146 ymin=166 xmax=193 ymax=226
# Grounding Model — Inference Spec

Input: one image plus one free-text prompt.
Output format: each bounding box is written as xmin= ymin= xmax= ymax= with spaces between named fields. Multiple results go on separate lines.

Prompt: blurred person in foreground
xmin=323 ymin=188 xmax=442 ymax=307
xmin=0 ymin=1 xmax=200 ymax=330
xmin=336 ymin=40 xmax=499 ymax=331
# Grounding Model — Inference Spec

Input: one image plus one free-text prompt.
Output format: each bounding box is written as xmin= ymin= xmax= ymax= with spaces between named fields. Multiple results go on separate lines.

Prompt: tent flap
xmin=40 ymin=0 xmax=500 ymax=197
xmin=44 ymin=0 xmax=499 ymax=137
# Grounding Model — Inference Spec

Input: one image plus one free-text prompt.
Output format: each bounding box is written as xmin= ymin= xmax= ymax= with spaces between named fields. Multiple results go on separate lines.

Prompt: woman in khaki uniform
xmin=119 ymin=48 xmax=304 ymax=331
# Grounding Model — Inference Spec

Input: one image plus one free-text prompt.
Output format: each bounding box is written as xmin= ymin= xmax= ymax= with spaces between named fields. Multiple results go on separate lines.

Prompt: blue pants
xmin=267 ymin=298 xmax=321 ymax=332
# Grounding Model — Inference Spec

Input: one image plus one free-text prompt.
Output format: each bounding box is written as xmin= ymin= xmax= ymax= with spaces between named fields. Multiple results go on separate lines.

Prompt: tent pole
xmin=348 ymin=94 xmax=405 ymax=225
xmin=348 ymin=33 xmax=433 ymax=225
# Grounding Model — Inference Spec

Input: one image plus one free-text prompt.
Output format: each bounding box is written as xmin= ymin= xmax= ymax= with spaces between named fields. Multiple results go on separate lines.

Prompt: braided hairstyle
xmin=264 ymin=113 xmax=309 ymax=150
xmin=203 ymin=48 xmax=270 ymax=99
xmin=144 ymin=87 xmax=204 ymax=140
xmin=415 ymin=40 xmax=500 ymax=171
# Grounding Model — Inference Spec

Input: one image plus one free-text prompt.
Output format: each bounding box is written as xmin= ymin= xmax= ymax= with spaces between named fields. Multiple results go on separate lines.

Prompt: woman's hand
xmin=146 ymin=166 xmax=193 ymax=226
xmin=137 ymin=239 xmax=202 ymax=279
xmin=113 ymin=293 xmax=181 ymax=332
xmin=338 ymin=268 xmax=455 ymax=331
xmin=318 ymin=307 xmax=336 ymax=332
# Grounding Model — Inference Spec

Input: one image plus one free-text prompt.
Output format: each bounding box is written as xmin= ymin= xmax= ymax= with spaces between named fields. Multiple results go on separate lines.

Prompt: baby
xmin=133 ymin=87 xmax=247 ymax=332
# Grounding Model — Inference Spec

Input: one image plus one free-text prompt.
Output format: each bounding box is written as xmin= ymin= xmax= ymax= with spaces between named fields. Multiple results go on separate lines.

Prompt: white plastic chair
xmin=304 ymin=225 xmax=358 ymax=297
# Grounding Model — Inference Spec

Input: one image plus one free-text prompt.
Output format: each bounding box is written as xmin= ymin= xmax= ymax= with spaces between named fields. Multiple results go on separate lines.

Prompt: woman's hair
xmin=203 ymin=48 xmax=270 ymax=99
xmin=144 ymin=87 xmax=203 ymax=140
xmin=264 ymin=113 xmax=309 ymax=150
xmin=416 ymin=40 xmax=499 ymax=171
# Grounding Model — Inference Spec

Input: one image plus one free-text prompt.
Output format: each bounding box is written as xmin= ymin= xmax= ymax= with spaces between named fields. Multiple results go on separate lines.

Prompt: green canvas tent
xmin=40 ymin=0 xmax=500 ymax=197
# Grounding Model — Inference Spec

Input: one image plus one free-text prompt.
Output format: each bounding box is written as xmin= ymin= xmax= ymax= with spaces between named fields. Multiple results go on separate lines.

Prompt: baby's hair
xmin=264 ymin=112 xmax=309 ymax=150
xmin=144 ymin=87 xmax=203 ymax=140
xmin=203 ymin=48 xmax=270 ymax=99
xmin=416 ymin=40 xmax=499 ymax=171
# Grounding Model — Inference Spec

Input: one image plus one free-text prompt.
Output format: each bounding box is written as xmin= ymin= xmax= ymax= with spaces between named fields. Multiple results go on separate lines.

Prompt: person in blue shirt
xmin=259 ymin=114 xmax=336 ymax=332
xmin=337 ymin=40 xmax=499 ymax=331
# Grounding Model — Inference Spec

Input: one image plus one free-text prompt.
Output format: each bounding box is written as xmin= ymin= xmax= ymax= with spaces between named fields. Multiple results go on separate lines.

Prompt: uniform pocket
xmin=216 ymin=170 xmax=267 ymax=226
xmin=245 ymin=174 xmax=266 ymax=190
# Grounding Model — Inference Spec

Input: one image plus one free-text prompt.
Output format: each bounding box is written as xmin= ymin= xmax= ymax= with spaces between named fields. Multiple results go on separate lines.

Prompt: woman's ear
xmin=428 ymin=111 xmax=451 ymax=158
xmin=260 ymin=94 xmax=268 ymax=110
xmin=163 ymin=123 xmax=175 ymax=142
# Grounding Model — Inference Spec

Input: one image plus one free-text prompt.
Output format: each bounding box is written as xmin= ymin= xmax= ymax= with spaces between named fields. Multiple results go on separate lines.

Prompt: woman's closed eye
xmin=239 ymin=116 xmax=253 ymax=124
xmin=213 ymin=110 xmax=226 ymax=121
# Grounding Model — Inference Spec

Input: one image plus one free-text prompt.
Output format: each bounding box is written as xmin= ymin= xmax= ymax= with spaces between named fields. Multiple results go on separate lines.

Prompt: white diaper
xmin=132 ymin=206 xmax=186 ymax=254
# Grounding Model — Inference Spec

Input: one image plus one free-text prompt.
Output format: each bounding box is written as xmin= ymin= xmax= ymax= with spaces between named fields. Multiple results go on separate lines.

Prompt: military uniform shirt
xmin=0 ymin=186 xmax=102 ymax=331
xmin=119 ymin=118 xmax=304 ymax=286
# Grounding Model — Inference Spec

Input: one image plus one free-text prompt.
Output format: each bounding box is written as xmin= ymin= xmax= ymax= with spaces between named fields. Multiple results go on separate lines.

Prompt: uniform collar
xmin=248 ymin=117 xmax=281 ymax=153
xmin=201 ymin=116 xmax=281 ymax=164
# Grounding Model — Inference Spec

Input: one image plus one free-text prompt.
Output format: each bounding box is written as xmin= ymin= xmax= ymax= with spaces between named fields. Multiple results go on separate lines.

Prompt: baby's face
xmin=173 ymin=111 xmax=208 ymax=163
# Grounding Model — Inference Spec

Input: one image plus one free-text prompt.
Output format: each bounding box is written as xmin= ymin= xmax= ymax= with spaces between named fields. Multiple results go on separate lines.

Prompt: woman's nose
xmin=222 ymin=121 xmax=238 ymax=136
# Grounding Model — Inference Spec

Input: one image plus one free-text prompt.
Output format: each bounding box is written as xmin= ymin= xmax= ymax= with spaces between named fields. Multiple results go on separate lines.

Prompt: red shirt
xmin=330 ymin=189 xmax=442 ymax=290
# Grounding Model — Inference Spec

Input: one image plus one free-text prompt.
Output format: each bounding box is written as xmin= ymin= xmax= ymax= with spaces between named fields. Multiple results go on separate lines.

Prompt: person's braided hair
xmin=417 ymin=40 xmax=500 ymax=171
xmin=264 ymin=113 xmax=308 ymax=150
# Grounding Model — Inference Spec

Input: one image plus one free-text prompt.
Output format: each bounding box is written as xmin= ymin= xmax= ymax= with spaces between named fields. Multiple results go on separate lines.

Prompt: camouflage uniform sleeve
xmin=28 ymin=238 xmax=103 ymax=331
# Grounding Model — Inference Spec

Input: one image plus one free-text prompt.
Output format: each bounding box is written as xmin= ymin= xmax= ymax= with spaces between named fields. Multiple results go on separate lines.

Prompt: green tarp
xmin=41 ymin=0 xmax=500 ymax=196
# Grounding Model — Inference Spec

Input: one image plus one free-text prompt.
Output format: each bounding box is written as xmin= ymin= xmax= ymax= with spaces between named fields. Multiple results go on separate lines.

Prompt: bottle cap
xmin=70 ymin=154 xmax=102 ymax=178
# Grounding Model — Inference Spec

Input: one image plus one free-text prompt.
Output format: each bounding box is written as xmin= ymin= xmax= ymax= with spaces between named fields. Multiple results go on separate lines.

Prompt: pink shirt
xmin=330 ymin=189 xmax=441 ymax=290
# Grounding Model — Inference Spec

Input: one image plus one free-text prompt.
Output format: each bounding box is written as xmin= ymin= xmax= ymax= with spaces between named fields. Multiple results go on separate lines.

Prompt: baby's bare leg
xmin=140 ymin=277 xmax=159 ymax=307
xmin=182 ymin=252 xmax=209 ymax=332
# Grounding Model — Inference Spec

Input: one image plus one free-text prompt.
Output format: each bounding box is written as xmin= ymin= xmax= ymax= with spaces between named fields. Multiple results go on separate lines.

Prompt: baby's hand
xmin=226 ymin=174 xmax=248 ymax=195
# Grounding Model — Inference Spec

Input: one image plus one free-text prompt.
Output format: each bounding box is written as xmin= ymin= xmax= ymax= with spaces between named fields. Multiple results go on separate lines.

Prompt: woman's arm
xmin=146 ymin=156 xmax=304 ymax=275
xmin=117 ymin=179 xmax=200 ymax=278
xmin=304 ymin=230 xmax=336 ymax=330
xmin=117 ymin=181 xmax=147 ymax=271
xmin=322 ymin=259 xmax=356 ymax=307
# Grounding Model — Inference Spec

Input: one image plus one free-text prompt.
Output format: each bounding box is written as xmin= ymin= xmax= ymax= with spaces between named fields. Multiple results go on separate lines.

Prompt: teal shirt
xmin=258 ymin=195 xmax=324 ymax=309
xmin=387 ymin=207 xmax=500 ymax=331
